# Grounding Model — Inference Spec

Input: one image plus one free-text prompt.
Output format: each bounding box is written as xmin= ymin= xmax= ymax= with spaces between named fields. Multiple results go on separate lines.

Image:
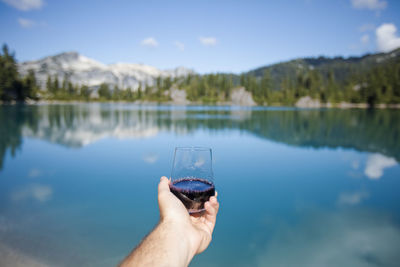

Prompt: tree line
xmin=1 ymin=44 xmax=399 ymax=105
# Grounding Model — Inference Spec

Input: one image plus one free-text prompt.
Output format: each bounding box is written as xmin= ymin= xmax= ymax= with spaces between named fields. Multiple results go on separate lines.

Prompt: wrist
xmin=159 ymin=219 xmax=198 ymax=263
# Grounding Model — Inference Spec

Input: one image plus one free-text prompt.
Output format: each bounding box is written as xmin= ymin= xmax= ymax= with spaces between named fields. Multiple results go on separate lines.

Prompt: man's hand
xmin=158 ymin=176 xmax=219 ymax=255
xmin=120 ymin=176 xmax=219 ymax=267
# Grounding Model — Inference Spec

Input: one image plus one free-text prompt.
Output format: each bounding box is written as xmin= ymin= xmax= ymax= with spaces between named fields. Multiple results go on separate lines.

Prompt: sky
xmin=1 ymin=0 xmax=400 ymax=73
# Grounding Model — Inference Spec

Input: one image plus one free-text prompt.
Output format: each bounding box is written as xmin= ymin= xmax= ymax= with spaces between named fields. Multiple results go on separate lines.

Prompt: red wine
xmin=169 ymin=178 xmax=215 ymax=214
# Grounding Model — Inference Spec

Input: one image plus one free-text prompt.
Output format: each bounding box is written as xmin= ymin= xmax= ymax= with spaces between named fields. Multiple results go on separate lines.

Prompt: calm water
xmin=1 ymin=104 xmax=400 ymax=267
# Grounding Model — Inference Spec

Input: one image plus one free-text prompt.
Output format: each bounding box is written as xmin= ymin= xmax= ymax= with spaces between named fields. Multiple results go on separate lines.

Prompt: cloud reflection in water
xmin=257 ymin=211 xmax=400 ymax=267
xmin=11 ymin=184 xmax=53 ymax=203
xmin=338 ymin=191 xmax=369 ymax=205
xmin=364 ymin=153 xmax=397 ymax=180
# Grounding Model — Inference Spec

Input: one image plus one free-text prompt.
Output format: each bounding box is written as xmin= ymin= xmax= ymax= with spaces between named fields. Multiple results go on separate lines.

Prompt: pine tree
xmin=52 ymin=75 xmax=60 ymax=96
xmin=46 ymin=75 xmax=52 ymax=92
xmin=137 ymin=83 xmax=142 ymax=99
xmin=261 ymin=70 xmax=272 ymax=100
xmin=0 ymin=44 xmax=23 ymax=101
xmin=125 ymin=87 xmax=134 ymax=101
xmin=98 ymin=83 xmax=111 ymax=100
xmin=67 ymin=81 xmax=75 ymax=96
xmin=113 ymin=85 xmax=121 ymax=100
xmin=80 ymin=85 xmax=90 ymax=100
xmin=22 ymin=69 xmax=38 ymax=100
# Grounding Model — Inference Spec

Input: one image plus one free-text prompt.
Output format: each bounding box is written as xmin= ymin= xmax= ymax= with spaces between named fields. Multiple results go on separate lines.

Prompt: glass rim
xmin=175 ymin=146 xmax=211 ymax=151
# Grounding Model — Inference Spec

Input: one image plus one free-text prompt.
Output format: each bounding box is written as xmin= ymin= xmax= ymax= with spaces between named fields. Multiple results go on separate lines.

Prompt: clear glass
xmin=170 ymin=147 xmax=215 ymax=214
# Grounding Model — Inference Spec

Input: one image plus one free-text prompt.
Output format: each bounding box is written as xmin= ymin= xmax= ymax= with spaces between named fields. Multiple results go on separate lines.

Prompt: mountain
xmin=18 ymin=52 xmax=194 ymax=90
xmin=246 ymin=48 xmax=400 ymax=91
xmin=9 ymin=46 xmax=399 ymax=105
xmin=18 ymin=48 xmax=400 ymax=93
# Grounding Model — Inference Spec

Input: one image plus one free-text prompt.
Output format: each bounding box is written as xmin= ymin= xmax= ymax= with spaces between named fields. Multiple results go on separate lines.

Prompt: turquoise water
xmin=0 ymin=104 xmax=400 ymax=267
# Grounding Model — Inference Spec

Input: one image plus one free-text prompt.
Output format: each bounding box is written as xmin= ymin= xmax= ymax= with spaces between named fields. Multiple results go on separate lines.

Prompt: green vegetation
xmin=246 ymin=50 xmax=400 ymax=105
xmin=0 ymin=45 xmax=38 ymax=101
xmin=1 ymin=44 xmax=400 ymax=106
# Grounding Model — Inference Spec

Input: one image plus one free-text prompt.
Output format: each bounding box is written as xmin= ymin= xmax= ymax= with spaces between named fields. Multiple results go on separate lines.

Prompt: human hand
xmin=158 ymin=176 xmax=219 ymax=255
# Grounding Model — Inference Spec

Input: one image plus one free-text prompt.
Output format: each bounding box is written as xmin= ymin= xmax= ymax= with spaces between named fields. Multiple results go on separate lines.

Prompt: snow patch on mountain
xmin=18 ymin=52 xmax=194 ymax=90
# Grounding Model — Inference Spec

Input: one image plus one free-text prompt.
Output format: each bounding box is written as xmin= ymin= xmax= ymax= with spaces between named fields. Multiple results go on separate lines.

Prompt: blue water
xmin=0 ymin=104 xmax=399 ymax=266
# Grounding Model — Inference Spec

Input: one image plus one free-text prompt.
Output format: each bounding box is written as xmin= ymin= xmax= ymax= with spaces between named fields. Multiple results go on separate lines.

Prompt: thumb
xmin=158 ymin=176 xmax=172 ymax=219
xmin=158 ymin=176 xmax=170 ymax=197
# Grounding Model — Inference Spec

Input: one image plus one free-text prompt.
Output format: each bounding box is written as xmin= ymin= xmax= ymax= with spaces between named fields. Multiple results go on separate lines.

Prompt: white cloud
xmin=141 ymin=37 xmax=158 ymax=48
xmin=364 ymin=153 xmax=397 ymax=179
xmin=359 ymin=23 xmax=375 ymax=32
xmin=174 ymin=41 xmax=185 ymax=51
xmin=143 ymin=153 xmax=159 ymax=164
xmin=199 ymin=36 xmax=217 ymax=46
xmin=360 ymin=34 xmax=370 ymax=44
xmin=376 ymin=23 xmax=400 ymax=52
xmin=11 ymin=184 xmax=53 ymax=202
xmin=18 ymin=17 xmax=35 ymax=28
xmin=351 ymin=0 xmax=387 ymax=10
xmin=338 ymin=191 xmax=369 ymax=205
xmin=28 ymin=168 xmax=42 ymax=178
xmin=1 ymin=0 xmax=44 ymax=11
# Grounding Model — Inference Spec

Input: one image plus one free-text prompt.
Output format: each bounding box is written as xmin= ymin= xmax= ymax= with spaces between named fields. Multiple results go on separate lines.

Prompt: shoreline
xmin=1 ymin=99 xmax=400 ymax=109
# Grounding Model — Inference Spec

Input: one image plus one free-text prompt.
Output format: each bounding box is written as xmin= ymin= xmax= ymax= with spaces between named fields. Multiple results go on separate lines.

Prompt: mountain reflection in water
xmin=1 ymin=104 xmax=399 ymax=169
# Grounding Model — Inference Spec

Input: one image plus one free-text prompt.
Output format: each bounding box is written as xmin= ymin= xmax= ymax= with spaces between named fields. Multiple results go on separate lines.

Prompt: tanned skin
xmin=119 ymin=176 xmax=219 ymax=267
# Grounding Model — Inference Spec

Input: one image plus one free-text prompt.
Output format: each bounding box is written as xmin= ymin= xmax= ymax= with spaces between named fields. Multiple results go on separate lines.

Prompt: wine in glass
xmin=170 ymin=147 xmax=215 ymax=214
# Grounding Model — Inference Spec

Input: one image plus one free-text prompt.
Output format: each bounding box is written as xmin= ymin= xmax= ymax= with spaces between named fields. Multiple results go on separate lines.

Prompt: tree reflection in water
xmin=1 ymin=104 xmax=399 ymax=170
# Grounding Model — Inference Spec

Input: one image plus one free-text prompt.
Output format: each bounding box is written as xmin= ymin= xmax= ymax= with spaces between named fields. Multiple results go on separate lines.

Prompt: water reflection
xmin=0 ymin=104 xmax=400 ymax=266
xmin=256 ymin=210 xmax=400 ymax=267
xmin=338 ymin=191 xmax=369 ymax=205
xmin=11 ymin=184 xmax=53 ymax=203
xmin=0 ymin=242 xmax=50 ymax=267
xmin=364 ymin=153 xmax=397 ymax=179
xmin=142 ymin=153 xmax=159 ymax=164
xmin=1 ymin=104 xmax=400 ymax=170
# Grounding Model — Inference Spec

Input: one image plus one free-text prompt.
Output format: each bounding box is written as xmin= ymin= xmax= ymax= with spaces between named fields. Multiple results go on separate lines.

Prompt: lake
xmin=0 ymin=104 xmax=400 ymax=267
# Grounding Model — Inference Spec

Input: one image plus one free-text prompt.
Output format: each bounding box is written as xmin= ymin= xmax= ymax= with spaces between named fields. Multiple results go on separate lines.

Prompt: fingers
xmin=204 ymin=195 xmax=219 ymax=230
xmin=158 ymin=176 xmax=171 ymax=208
xmin=206 ymin=197 xmax=219 ymax=215
xmin=205 ymin=202 xmax=216 ymax=216
xmin=158 ymin=176 xmax=172 ymax=220
xmin=158 ymin=176 xmax=170 ymax=196
xmin=210 ymin=196 xmax=219 ymax=211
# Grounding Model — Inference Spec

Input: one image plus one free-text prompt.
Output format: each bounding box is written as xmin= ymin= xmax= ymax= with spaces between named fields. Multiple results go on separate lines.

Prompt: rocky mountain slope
xmin=18 ymin=52 xmax=193 ymax=90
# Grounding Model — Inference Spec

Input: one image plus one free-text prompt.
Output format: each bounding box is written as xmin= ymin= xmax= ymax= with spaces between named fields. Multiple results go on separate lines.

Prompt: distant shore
xmin=2 ymin=99 xmax=400 ymax=109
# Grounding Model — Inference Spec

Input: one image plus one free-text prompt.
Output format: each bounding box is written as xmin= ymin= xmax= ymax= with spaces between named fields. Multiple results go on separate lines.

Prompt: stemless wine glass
xmin=170 ymin=147 xmax=215 ymax=214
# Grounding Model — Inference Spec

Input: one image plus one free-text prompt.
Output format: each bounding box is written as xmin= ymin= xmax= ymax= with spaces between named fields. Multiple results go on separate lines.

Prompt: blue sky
xmin=1 ymin=0 xmax=400 ymax=73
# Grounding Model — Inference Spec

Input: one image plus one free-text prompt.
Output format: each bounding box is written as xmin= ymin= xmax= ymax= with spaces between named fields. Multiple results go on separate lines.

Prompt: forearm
xmin=120 ymin=220 xmax=196 ymax=267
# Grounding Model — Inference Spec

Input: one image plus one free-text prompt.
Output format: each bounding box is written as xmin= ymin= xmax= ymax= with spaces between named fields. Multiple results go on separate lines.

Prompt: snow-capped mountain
xmin=18 ymin=52 xmax=194 ymax=90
